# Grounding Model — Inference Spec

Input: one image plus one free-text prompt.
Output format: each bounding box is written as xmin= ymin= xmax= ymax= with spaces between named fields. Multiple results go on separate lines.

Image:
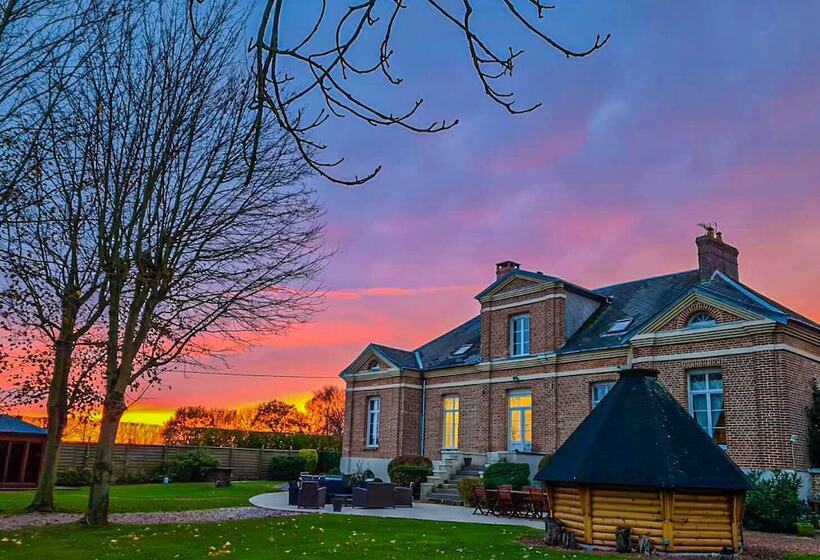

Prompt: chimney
xmin=696 ymin=227 xmax=739 ymax=282
xmin=495 ymin=260 xmax=521 ymax=280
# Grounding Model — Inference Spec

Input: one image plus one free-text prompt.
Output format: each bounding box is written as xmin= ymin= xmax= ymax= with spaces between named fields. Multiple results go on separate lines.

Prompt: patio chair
xmin=297 ymin=481 xmax=327 ymax=509
xmin=394 ymin=482 xmax=413 ymax=508
xmin=472 ymin=485 xmax=492 ymax=515
xmin=494 ymin=486 xmax=517 ymax=518
xmin=528 ymin=487 xmax=547 ymax=519
xmin=352 ymin=482 xmax=396 ymax=508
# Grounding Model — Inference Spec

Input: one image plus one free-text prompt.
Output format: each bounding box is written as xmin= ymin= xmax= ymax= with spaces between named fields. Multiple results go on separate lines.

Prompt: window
xmin=687 ymin=313 xmax=716 ymax=328
xmin=510 ymin=315 xmax=530 ymax=357
xmin=508 ymin=391 xmax=532 ymax=452
xmin=368 ymin=359 xmax=381 ymax=372
xmin=591 ymin=382 xmax=614 ymax=408
xmin=452 ymin=344 xmax=473 ymax=356
xmin=688 ymin=371 xmax=725 ymax=445
xmin=605 ymin=318 xmax=633 ymax=334
xmin=366 ymin=397 xmax=381 ymax=448
xmin=442 ymin=395 xmax=459 ymax=449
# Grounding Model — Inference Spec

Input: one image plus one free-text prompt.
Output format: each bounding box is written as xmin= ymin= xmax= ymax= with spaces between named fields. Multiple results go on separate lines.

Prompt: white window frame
xmin=687 ymin=312 xmax=716 ymax=328
xmin=687 ymin=370 xmax=725 ymax=446
xmin=509 ymin=314 xmax=531 ymax=357
xmin=591 ymin=381 xmax=615 ymax=408
xmin=366 ymin=397 xmax=381 ymax=448
xmin=368 ymin=359 xmax=381 ymax=372
xmin=442 ymin=395 xmax=459 ymax=450
xmin=508 ymin=390 xmax=532 ymax=452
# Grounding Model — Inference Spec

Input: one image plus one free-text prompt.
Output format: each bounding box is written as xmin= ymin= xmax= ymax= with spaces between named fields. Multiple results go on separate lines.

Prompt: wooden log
xmin=560 ymin=531 xmax=577 ymax=549
xmin=591 ymin=517 xmax=664 ymax=529
xmin=674 ymin=538 xmax=733 ymax=546
xmin=674 ymin=530 xmax=733 ymax=539
xmin=593 ymin=508 xmax=662 ymax=521
xmin=544 ymin=518 xmax=564 ymax=546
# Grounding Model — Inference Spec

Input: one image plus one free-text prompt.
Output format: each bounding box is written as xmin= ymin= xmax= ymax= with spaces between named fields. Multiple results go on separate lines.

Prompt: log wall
xmin=548 ymin=484 xmax=743 ymax=553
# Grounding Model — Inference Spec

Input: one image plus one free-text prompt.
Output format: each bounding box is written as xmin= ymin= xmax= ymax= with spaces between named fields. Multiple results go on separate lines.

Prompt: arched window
xmin=368 ymin=359 xmax=381 ymax=372
xmin=687 ymin=312 xmax=716 ymax=328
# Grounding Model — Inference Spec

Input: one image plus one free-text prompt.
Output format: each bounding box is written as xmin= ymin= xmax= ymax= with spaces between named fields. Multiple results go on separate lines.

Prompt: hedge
xmin=457 ymin=476 xmax=482 ymax=505
xmin=389 ymin=464 xmax=431 ymax=498
xmin=483 ymin=462 xmax=530 ymax=489
xmin=269 ymin=456 xmax=307 ymax=481
xmin=318 ymin=451 xmax=341 ymax=473
xmin=744 ymin=470 xmax=811 ymax=533
xmin=299 ymin=449 xmax=319 ymax=473
xmin=387 ymin=455 xmax=432 ymax=478
xmin=163 ymin=427 xmax=341 ymax=450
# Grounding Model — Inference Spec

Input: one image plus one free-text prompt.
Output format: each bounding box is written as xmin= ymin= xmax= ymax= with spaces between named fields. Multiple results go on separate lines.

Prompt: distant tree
xmin=809 ymin=383 xmax=820 ymax=467
xmin=189 ymin=0 xmax=610 ymax=185
xmin=305 ymin=385 xmax=345 ymax=436
xmin=253 ymin=400 xmax=308 ymax=434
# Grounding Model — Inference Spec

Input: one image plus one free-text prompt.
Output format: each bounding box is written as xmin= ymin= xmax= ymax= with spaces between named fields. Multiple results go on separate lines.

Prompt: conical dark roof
xmin=534 ymin=368 xmax=752 ymax=491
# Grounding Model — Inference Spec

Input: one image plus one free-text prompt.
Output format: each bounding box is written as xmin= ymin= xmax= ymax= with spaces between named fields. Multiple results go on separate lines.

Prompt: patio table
xmin=485 ymin=489 xmax=532 ymax=518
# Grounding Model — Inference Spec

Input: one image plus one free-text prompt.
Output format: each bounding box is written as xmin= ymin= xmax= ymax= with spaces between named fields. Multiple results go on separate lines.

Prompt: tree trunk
xmin=28 ymin=337 xmax=73 ymax=512
xmin=615 ymin=526 xmax=632 ymax=553
xmin=84 ymin=393 xmax=125 ymax=526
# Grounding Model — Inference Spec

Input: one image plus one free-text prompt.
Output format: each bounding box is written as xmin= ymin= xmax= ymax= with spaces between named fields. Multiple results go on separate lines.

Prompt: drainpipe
xmin=419 ymin=378 xmax=427 ymax=455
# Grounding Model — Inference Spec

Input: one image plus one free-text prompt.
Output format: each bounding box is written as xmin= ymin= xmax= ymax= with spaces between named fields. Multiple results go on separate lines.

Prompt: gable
xmin=476 ymin=273 xmax=556 ymax=303
xmin=340 ymin=344 xmax=405 ymax=377
xmin=637 ymin=291 xmax=764 ymax=335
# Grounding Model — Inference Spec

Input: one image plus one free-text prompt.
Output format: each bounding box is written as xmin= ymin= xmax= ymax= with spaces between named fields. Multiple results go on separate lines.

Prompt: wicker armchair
xmin=394 ymin=483 xmax=413 ymax=508
xmin=352 ymin=482 xmax=396 ymax=508
xmin=297 ymin=481 xmax=327 ymax=509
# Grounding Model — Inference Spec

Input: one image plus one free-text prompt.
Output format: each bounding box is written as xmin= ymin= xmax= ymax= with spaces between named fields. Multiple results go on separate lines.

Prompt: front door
xmin=508 ymin=391 xmax=532 ymax=452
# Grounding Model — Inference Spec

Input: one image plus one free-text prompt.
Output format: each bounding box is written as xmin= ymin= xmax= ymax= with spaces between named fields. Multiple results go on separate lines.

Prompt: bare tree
xmin=305 ymin=385 xmax=345 ymax=436
xmin=253 ymin=399 xmax=309 ymax=433
xmin=0 ymin=105 xmax=108 ymax=510
xmin=68 ymin=1 xmax=325 ymax=525
xmin=189 ymin=0 xmax=609 ymax=185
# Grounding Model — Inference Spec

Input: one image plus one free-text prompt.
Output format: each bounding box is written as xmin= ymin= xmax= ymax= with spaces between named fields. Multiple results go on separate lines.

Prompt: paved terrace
xmin=250 ymin=491 xmax=543 ymax=529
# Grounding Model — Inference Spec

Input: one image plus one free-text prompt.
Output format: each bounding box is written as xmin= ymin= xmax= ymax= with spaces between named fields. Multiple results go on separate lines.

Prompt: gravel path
xmin=0 ymin=506 xmax=297 ymax=532
xmin=743 ymin=530 xmax=819 ymax=559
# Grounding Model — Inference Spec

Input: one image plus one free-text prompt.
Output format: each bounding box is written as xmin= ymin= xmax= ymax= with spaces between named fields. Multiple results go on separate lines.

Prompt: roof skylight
xmin=605 ymin=318 xmax=633 ymax=334
xmin=452 ymin=344 xmax=473 ymax=356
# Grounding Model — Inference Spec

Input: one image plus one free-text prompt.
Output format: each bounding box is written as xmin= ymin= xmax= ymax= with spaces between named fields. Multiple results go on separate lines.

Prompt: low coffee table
xmin=331 ymin=494 xmax=353 ymax=511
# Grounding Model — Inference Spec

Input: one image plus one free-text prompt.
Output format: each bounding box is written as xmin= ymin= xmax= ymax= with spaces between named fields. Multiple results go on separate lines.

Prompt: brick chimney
xmin=696 ymin=226 xmax=739 ymax=282
xmin=495 ymin=260 xmax=520 ymax=280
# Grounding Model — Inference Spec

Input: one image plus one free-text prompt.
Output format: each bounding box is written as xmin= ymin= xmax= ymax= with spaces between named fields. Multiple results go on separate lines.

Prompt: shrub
xmin=318 ymin=451 xmax=342 ymax=473
xmin=115 ymin=469 xmax=153 ymax=485
xmin=269 ymin=455 xmax=307 ymax=481
xmin=168 ymin=449 xmax=219 ymax=482
xmin=327 ymin=467 xmax=342 ymax=476
xmin=390 ymin=464 xmax=431 ymax=498
xmin=387 ymin=455 xmax=433 ymax=478
xmin=457 ymin=477 xmax=482 ymax=505
xmin=56 ymin=467 xmax=91 ymax=487
xmin=744 ymin=470 xmax=811 ymax=533
xmin=299 ymin=449 xmax=319 ymax=473
xmin=483 ymin=462 xmax=530 ymax=489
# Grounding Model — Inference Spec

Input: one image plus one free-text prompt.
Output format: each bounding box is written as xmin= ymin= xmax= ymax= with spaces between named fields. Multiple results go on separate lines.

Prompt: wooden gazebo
xmin=0 ymin=415 xmax=47 ymax=489
xmin=534 ymin=368 xmax=752 ymax=554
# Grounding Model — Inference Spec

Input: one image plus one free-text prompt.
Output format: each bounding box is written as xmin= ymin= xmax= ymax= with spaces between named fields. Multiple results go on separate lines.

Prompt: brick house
xmin=339 ymin=229 xmax=820 ymax=497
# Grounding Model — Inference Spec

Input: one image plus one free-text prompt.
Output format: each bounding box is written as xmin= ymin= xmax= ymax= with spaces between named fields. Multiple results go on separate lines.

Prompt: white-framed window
xmin=605 ymin=318 xmax=633 ymax=334
xmin=452 ymin=344 xmax=473 ymax=356
xmin=510 ymin=314 xmax=531 ymax=357
xmin=442 ymin=395 xmax=459 ymax=450
xmin=688 ymin=370 xmax=726 ymax=445
xmin=366 ymin=397 xmax=381 ymax=448
xmin=687 ymin=312 xmax=716 ymax=328
xmin=508 ymin=390 xmax=532 ymax=452
xmin=368 ymin=359 xmax=381 ymax=372
xmin=591 ymin=381 xmax=615 ymax=408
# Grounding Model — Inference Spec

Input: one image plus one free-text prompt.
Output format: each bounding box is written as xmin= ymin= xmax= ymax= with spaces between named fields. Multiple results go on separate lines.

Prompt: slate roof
xmin=0 ymin=415 xmax=47 ymax=436
xmin=345 ymin=267 xmax=819 ymax=375
xmin=533 ymin=368 xmax=752 ymax=491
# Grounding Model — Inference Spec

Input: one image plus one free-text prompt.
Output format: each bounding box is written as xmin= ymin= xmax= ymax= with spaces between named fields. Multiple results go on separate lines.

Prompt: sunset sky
xmin=27 ymin=2 xmax=820 ymax=424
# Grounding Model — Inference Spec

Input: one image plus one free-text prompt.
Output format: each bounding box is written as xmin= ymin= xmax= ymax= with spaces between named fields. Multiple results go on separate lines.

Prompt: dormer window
xmin=368 ymin=359 xmax=381 ymax=372
xmin=452 ymin=344 xmax=473 ymax=356
xmin=509 ymin=314 xmax=530 ymax=357
xmin=687 ymin=313 xmax=716 ymax=328
xmin=605 ymin=318 xmax=633 ymax=335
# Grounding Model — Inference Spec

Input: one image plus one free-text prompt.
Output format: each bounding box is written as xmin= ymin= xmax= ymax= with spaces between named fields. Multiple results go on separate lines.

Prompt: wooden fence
xmin=57 ymin=442 xmax=298 ymax=480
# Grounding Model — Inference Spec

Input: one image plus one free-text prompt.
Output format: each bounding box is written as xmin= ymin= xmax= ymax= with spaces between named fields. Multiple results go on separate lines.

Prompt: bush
xmin=387 ymin=455 xmax=433 ymax=478
xmin=744 ymin=470 xmax=811 ymax=533
xmin=163 ymin=427 xmax=341 ymax=451
xmin=327 ymin=467 xmax=342 ymax=476
xmin=483 ymin=462 xmax=530 ymax=489
xmin=299 ymin=449 xmax=319 ymax=473
xmin=318 ymin=451 xmax=342 ymax=473
xmin=115 ymin=469 xmax=154 ymax=485
xmin=167 ymin=449 xmax=219 ymax=482
xmin=390 ymin=464 xmax=431 ymax=498
xmin=56 ymin=467 xmax=92 ymax=487
xmin=457 ymin=477 xmax=482 ymax=505
xmin=269 ymin=455 xmax=307 ymax=481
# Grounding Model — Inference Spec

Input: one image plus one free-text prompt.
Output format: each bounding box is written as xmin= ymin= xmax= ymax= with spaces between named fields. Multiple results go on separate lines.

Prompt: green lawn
xmin=0 ymin=514 xmax=607 ymax=560
xmin=0 ymin=481 xmax=282 ymax=515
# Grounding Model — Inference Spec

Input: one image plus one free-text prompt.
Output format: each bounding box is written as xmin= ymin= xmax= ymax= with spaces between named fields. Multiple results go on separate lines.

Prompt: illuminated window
xmin=591 ymin=382 xmax=614 ymax=408
xmin=366 ymin=397 xmax=380 ymax=448
xmin=442 ymin=395 xmax=459 ymax=450
xmin=688 ymin=370 xmax=725 ymax=446
xmin=508 ymin=390 xmax=532 ymax=452
xmin=510 ymin=315 xmax=530 ymax=357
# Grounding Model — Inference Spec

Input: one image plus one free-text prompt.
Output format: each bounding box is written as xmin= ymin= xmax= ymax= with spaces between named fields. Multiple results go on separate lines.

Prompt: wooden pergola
xmin=0 ymin=415 xmax=47 ymax=489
